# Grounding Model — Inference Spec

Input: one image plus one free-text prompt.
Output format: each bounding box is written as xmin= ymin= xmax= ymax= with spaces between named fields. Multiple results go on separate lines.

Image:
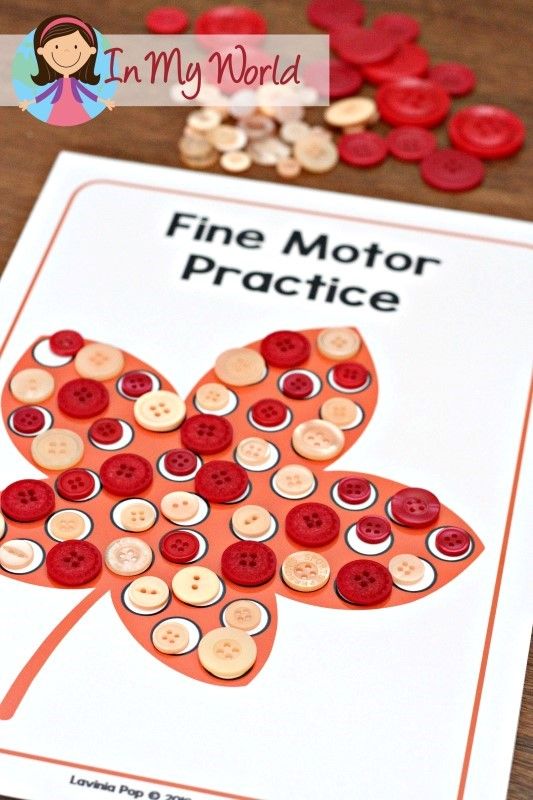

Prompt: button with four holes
xmin=435 ymin=527 xmax=471 ymax=557
xmin=163 ymin=448 xmax=198 ymax=477
xmin=221 ymin=541 xmax=277 ymax=586
xmin=260 ymin=330 xmax=311 ymax=367
xmin=152 ymin=620 xmax=190 ymax=654
xmin=56 ymin=468 xmax=95 ymax=502
xmin=317 ymin=328 xmax=361 ymax=360
xmin=320 ymin=397 xmax=359 ymax=429
xmin=46 ymin=540 xmax=102 ymax=586
xmin=180 ymin=413 xmax=233 ymax=454
xmin=356 ymin=515 xmax=391 ymax=544
xmin=1 ymin=479 xmax=55 ymax=522
xmin=286 ymin=502 xmax=340 ymax=547
xmin=336 ymin=559 xmax=393 ymax=605
xmin=292 ymin=419 xmax=345 ymax=460
xmin=282 ymin=550 xmax=330 ymax=592
xmin=388 ymin=553 xmax=425 ymax=585
xmin=390 ymin=487 xmax=440 ymax=528
xmin=89 ymin=418 xmax=123 ymax=445
xmin=332 ymin=362 xmax=369 ymax=390
xmin=49 ymin=510 xmax=85 ymax=540
xmin=134 ymin=390 xmax=186 ymax=432
xmin=10 ymin=368 xmax=54 ymax=404
xmin=251 ymin=398 xmax=288 ymax=427
xmin=49 ymin=330 xmax=84 ymax=357
xmin=31 ymin=428 xmax=84 ymax=471
xmin=75 ymin=342 xmax=124 ymax=381
xmin=236 ymin=437 xmax=271 ymax=467
xmin=274 ymin=464 xmax=315 ymax=496
xmin=196 ymin=382 xmax=230 ymax=411
xmin=338 ymin=476 xmax=371 ymax=505
xmin=281 ymin=371 xmax=314 ymax=399
xmin=215 ymin=348 xmax=266 ymax=386
xmin=12 ymin=406 xmax=46 ymax=435
xmin=120 ymin=502 xmax=156 ymax=532
xmin=100 ymin=454 xmax=153 ymax=496
xmin=57 ymin=378 xmax=109 ymax=418
xmin=195 ymin=460 xmax=248 ymax=503
xmin=224 ymin=599 xmax=262 ymax=631
xmin=198 ymin=626 xmax=257 ymax=679
xmin=121 ymin=371 xmax=154 ymax=398
xmin=160 ymin=530 xmax=200 ymax=563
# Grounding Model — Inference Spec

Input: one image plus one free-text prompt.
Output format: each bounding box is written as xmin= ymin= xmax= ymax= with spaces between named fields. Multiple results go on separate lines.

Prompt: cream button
xmin=232 ymin=505 xmax=271 ymax=538
xmin=282 ymin=550 xmax=330 ymax=592
xmin=10 ymin=368 xmax=54 ymax=403
xmin=187 ymin=108 xmax=222 ymax=132
xmin=106 ymin=537 xmax=153 ymax=576
xmin=292 ymin=419 xmax=345 ymax=461
xmin=224 ymin=600 xmax=261 ymax=631
xmin=274 ymin=464 xmax=315 ymax=496
xmin=152 ymin=620 xmax=190 ymax=654
xmin=247 ymin=136 xmax=291 ymax=166
xmin=317 ymin=327 xmax=361 ymax=360
xmin=198 ymin=626 xmax=257 ymax=679
xmin=31 ymin=428 xmax=84 ymax=470
xmin=0 ymin=539 xmax=34 ymax=570
xmin=120 ymin=502 xmax=156 ymax=532
xmin=236 ymin=437 xmax=270 ymax=467
xmin=215 ymin=348 xmax=266 ymax=387
xmin=276 ymin=157 xmax=302 ymax=179
xmin=389 ymin=554 xmax=425 ymax=585
xmin=127 ymin=575 xmax=169 ymax=609
xmin=49 ymin=510 xmax=85 ymax=540
xmin=161 ymin=491 xmax=199 ymax=523
xmin=172 ymin=565 xmax=220 ymax=605
xmin=324 ymin=97 xmax=377 ymax=128
xmin=134 ymin=390 xmax=186 ymax=432
xmin=280 ymin=120 xmax=311 ymax=143
xmin=220 ymin=150 xmax=252 ymax=173
xmin=294 ymin=134 xmax=338 ymax=173
xmin=320 ymin=397 xmax=358 ymax=429
xmin=74 ymin=343 xmax=124 ymax=381
xmin=208 ymin=124 xmax=248 ymax=152
xmin=196 ymin=382 xmax=230 ymax=411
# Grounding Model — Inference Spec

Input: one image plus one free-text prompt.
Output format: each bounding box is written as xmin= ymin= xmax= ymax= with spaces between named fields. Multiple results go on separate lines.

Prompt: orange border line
xmin=0 ymin=178 xmax=531 ymax=798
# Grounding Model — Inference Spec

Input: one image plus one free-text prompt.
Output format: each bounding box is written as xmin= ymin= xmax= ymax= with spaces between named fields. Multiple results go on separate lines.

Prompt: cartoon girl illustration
xmin=18 ymin=15 xmax=115 ymax=126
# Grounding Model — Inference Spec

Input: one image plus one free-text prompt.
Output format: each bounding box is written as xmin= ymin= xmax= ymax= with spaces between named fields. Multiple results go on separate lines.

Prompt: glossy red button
xmin=56 ymin=469 xmax=95 ymax=502
xmin=420 ymin=148 xmax=485 ymax=192
xmin=337 ymin=476 xmax=371 ymax=505
xmin=1 ymin=479 xmax=55 ymax=522
xmin=332 ymin=361 xmax=369 ymax=389
xmin=180 ymin=414 xmax=233 ymax=455
xmin=12 ymin=406 xmax=45 ymax=434
xmin=260 ymin=330 xmax=310 ymax=368
xmin=448 ymin=105 xmax=526 ymax=160
xmin=304 ymin=58 xmax=363 ymax=100
xmin=281 ymin=372 xmax=314 ymax=400
xmin=363 ymin=43 xmax=429 ymax=85
xmin=195 ymin=5 xmax=267 ymax=35
xmin=338 ymin=132 xmax=388 ymax=167
xmin=390 ymin=487 xmax=440 ymax=528
xmin=195 ymin=460 xmax=248 ymax=503
xmin=356 ymin=515 xmax=391 ymax=544
xmin=49 ymin=329 xmax=84 ymax=357
xmin=307 ymin=0 xmax=365 ymax=30
xmin=373 ymin=12 xmax=420 ymax=44
xmin=428 ymin=62 xmax=476 ymax=97
xmin=376 ymin=78 xmax=451 ymax=128
xmin=435 ymin=527 xmax=471 ymax=557
xmin=221 ymin=541 xmax=276 ymax=586
xmin=121 ymin=371 xmax=154 ymax=398
xmin=89 ymin=418 xmax=123 ymax=445
xmin=251 ymin=398 xmax=288 ymax=427
xmin=57 ymin=378 xmax=109 ymax=419
xmin=100 ymin=454 xmax=153 ymax=497
xmin=163 ymin=448 xmax=197 ymax=476
xmin=46 ymin=540 xmax=102 ymax=586
xmin=286 ymin=502 xmax=340 ymax=547
xmin=337 ymin=559 xmax=392 ymax=605
xmin=331 ymin=27 xmax=399 ymax=66
xmin=145 ymin=6 xmax=189 ymax=34
xmin=386 ymin=126 xmax=437 ymax=162
xmin=160 ymin=529 xmax=200 ymax=563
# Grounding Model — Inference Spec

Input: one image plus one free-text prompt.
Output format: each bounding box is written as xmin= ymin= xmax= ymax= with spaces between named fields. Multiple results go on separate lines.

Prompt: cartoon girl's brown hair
xmin=32 ymin=15 xmax=100 ymax=86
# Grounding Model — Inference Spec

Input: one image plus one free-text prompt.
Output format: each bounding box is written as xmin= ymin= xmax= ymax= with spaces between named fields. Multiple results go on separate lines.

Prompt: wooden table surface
xmin=0 ymin=1 xmax=531 ymax=798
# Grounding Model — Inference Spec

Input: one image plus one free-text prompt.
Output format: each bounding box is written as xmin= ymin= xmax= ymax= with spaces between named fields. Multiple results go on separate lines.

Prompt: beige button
xmin=274 ymin=464 xmax=315 ymax=496
xmin=31 ymin=428 xmax=84 ymax=470
xmin=187 ymin=108 xmax=222 ymax=132
xmin=292 ymin=419 xmax=345 ymax=461
xmin=106 ymin=537 xmax=153 ymax=576
xmin=49 ymin=511 xmax=85 ymax=540
xmin=128 ymin=575 xmax=169 ymax=609
xmin=247 ymin=137 xmax=291 ymax=166
xmin=161 ymin=491 xmax=199 ymax=523
xmin=172 ymin=566 xmax=220 ymax=605
xmin=317 ymin=327 xmax=361 ymax=360
xmin=152 ymin=620 xmax=190 ymax=654
xmin=198 ymin=626 xmax=257 ymax=679
xmin=178 ymin=136 xmax=218 ymax=168
xmin=0 ymin=539 xmax=34 ymax=570
xmin=236 ymin=436 xmax=270 ymax=467
xmin=276 ymin=157 xmax=302 ymax=179
xmin=273 ymin=105 xmax=304 ymax=124
xmin=120 ymin=502 xmax=156 ymax=532
xmin=324 ymin=97 xmax=377 ymax=128
xmin=10 ymin=368 xmax=54 ymax=403
xmin=220 ymin=150 xmax=252 ymax=173
xmin=294 ymin=134 xmax=338 ymax=173
xmin=389 ymin=554 xmax=425 ymax=585
xmin=282 ymin=551 xmax=330 ymax=592
xmin=215 ymin=348 xmax=266 ymax=387
xmin=134 ymin=390 xmax=186 ymax=432
xmin=74 ymin=343 xmax=124 ymax=381
xmin=232 ymin=505 xmax=271 ymax=538
xmin=238 ymin=113 xmax=275 ymax=140
xmin=320 ymin=397 xmax=358 ymax=429
xmin=224 ymin=600 xmax=261 ymax=631
xmin=196 ymin=382 xmax=230 ymax=411
xmin=208 ymin=124 xmax=247 ymax=152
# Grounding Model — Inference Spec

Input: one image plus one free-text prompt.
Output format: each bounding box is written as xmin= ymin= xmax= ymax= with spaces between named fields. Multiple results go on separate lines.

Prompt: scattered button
xmin=236 ymin=437 xmax=271 ymax=467
xmin=74 ymin=343 xmax=124 ymax=381
xmin=47 ymin=540 xmax=102 ymax=586
xmin=49 ymin=330 xmax=84 ymax=357
xmin=49 ymin=510 xmax=85 ymax=541
xmin=331 ymin=27 xmax=400 ymax=65
xmin=128 ymin=575 xmax=169 ymax=610
xmin=435 ymin=527 xmax=471 ymax=557
xmin=251 ymin=398 xmax=288 ymax=427
xmin=428 ymin=62 xmax=476 ymax=97
xmin=386 ymin=125 xmax=437 ymax=162
xmin=294 ymin=133 xmax=339 ymax=173
xmin=57 ymin=378 xmax=109 ymax=418
xmin=145 ymin=6 xmax=189 ymax=34
xmin=282 ymin=550 xmax=330 ymax=592
xmin=105 ymin=537 xmax=153 ymax=576
xmin=0 ymin=539 xmax=34 ymax=570
xmin=320 ymin=397 xmax=359 ymax=428
xmin=163 ymin=448 xmax=198 ymax=477
xmin=134 ymin=390 xmax=186 ymax=432
xmin=448 ymin=105 xmax=526 ymax=159
xmin=221 ymin=540 xmax=276 ymax=586
xmin=377 ymin=78 xmax=451 ymax=128
xmin=363 ymin=43 xmax=429 ymax=85
xmin=152 ymin=620 xmax=190 ymax=654
xmin=275 ymin=156 xmax=302 ymax=179
xmin=338 ymin=476 xmax=371 ymax=505
xmin=324 ymin=96 xmax=377 ymax=128
xmin=31 ymin=428 xmax=84 ymax=470
xmin=260 ymin=330 xmax=311 ymax=368
xmin=194 ymin=5 xmax=267 ymax=36
xmin=198 ymin=626 xmax=257 ymax=679
xmin=161 ymin=491 xmax=199 ymax=523
xmin=356 ymin=515 xmax=392 ymax=544
xmin=196 ymin=382 xmax=230 ymax=411
xmin=286 ymin=502 xmax=340 ymax=547
xmin=390 ymin=487 xmax=440 ymax=528
xmin=389 ymin=553 xmax=425 ymax=585
xmin=336 ymin=559 xmax=393 ymax=605
xmin=248 ymin=136 xmax=291 ymax=166
xmin=180 ymin=413 xmax=233 ymax=454
xmin=220 ymin=150 xmax=253 ymax=173
xmin=292 ymin=419 xmax=345 ymax=461
xmin=317 ymin=328 xmax=361 ymax=360
xmin=120 ymin=502 xmax=156 ymax=532
xmin=307 ymin=0 xmax=365 ymax=30
xmin=195 ymin=460 xmax=248 ymax=503
xmin=1 ymin=478 xmax=54 ymax=522
xmin=231 ymin=505 xmax=271 ymax=538
xmin=332 ymin=362 xmax=369 ymax=390
xmin=281 ymin=372 xmax=314 ymax=399
xmin=89 ymin=418 xmax=123 ymax=445
xmin=12 ymin=406 xmax=45 ymax=435
xmin=172 ymin=565 xmax=220 ymax=605
xmin=420 ymin=148 xmax=485 ymax=192
xmin=121 ymin=371 xmax=154 ymax=398
xmin=160 ymin=529 xmax=200 ymax=563
xmin=274 ymin=464 xmax=315 ymax=496
xmin=10 ymin=368 xmax=54 ymax=404
xmin=215 ymin=347 xmax=266 ymax=386
xmin=100 ymin=454 xmax=153 ymax=497
xmin=224 ymin=599 xmax=261 ymax=631
xmin=56 ymin=468 xmax=95 ymax=502
xmin=373 ymin=13 xmax=420 ymax=44
xmin=338 ymin=131 xmax=388 ymax=167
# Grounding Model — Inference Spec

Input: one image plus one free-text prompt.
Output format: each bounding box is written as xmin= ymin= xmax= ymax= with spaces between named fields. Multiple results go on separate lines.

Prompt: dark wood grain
xmin=0 ymin=2 xmax=530 ymax=798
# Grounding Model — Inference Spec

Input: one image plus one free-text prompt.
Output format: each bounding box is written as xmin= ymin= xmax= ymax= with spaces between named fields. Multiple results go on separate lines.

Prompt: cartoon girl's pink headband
xmin=40 ymin=17 xmax=94 ymax=45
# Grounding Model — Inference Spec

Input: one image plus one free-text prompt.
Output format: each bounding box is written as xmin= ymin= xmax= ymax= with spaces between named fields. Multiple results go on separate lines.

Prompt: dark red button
xmin=195 ymin=460 xmax=248 ymax=503
xmin=121 ymin=371 xmax=154 ymax=398
xmin=386 ymin=126 xmax=437 ymax=162
xmin=428 ymin=62 xmax=476 ymax=97
xmin=163 ymin=448 xmax=197 ymax=477
xmin=1 ymin=479 xmax=55 ymax=522
xmin=57 ymin=379 xmax=109 ymax=419
xmin=195 ymin=5 xmax=267 ymax=35
xmin=331 ymin=27 xmax=400 ymax=66
xmin=56 ymin=469 xmax=95 ymax=502
xmin=145 ymin=6 xmax=189 ymax=34
xmin=221 ymin=541 xmax=276 ymax=586
xmin=435 ymin=527 xmax=471 ymax=557
xmin=304 ymin=59 xmax=363 ymax=99
xmin=448 ymin=105 xmax=526 ymax=160
xmin=100 ymin=454 xmax=153 ymax=497
xmin=390 ymin=487 xmax=440 ymax=528
xmin=46 ymin=540 xmax=102 ymax=586
xmin=338 ymin=132 xmax=388 ymax=168
xmin=373 ymin=13 xmax=420 ymax=44
xmin=363 ymin=43 xmax=429 ymax=85
xmin=307 ymin=0 xmax=365 ymax=30
xmin=356 ymin=515 xmax=391 ymax=544
xmin=281 ymin=372 xmax=314 ymax=400
xmin=49 ymin=329 xmax=84 ymax=357
xmin=332 ymin=361 xmax=369 ymax=390
xmin=89 ymin=418 xmax=123 ymax=445
xmin=251 ymin=398 xmax=288 ymax=427
xmin=420 ymin=148 xmax=485 ymax=192
xmin=337 ymin=559 xmax=392 ymax=605
xmin=376 ymin=78 xmax=451 ymax=128
xmin=337 ymin=477 xmax=371 ymax=505
xmin=260 ymin=330 xmax=310 ymax=368
xmin=160 ymin=529 xmax=200 ymax=563
xmin=286 ymin=502 xmax=340 ymax=547
xmin=12 ymin=406 xmax=45 ymax=435
xmin=180 ymin=414 xmax=233 ymax=455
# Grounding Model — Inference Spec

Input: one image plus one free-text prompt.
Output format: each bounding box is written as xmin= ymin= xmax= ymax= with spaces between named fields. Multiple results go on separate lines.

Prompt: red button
xmin=435 ymin=527 xmax=471 ymax=557
xmin=387 ymin=126 xmax=437 ymax=162
xmin=195 ymin=5 xmax=267 ymax=35
xmin=58 ymin=379 xmax=109 ymax=419
xmin=12 ymin=406 xmax=45 ymax=435
xmin=89 ymin=418 xmax=123 ymax=445
xmin=251 ymin=398 xmax=288 ymax=427
xmin=286 ymin=502 xmax=340 ymax=547
xmin=260 ymin=330 xmax=310 ymax=368
xmin=221 ymin=541 xmax=277 ymax=586
xmin=281 ymin=372 xmax=314 ymax=400
xmin=428 ymin=62 xmax=476 ymax=97
xmin=356 ymin=515 xmax=391 ymax=544
xmin=163 ymin=448 xmax=197 ymax=477
xmin=56 ymin=469 xmax=95 ymax=502
xmin=420 ymin=148 xmax=485 ymax=192
xmin=145 ymin=6 xmax=189 ymax=34
xmin=448 ymin=105 xmax=526 ymax=160
xmin=337 ymin=559 xmax=392 ymax=605
xmin=363 ymin=43 xmax=429 ymax=85
xmin=49 ymin=329 xmax=84 ymax=357
xmin=180 ymin=414 xmax=233 ymax=455
xmin=373 ymin=13 xmax=420 ymax=44
xmin=331 ymin=28 xmax=400 ymax=66
xmin=1 ymin=479 xmax=55 ymax=522
xmin=332 ymin=361 xmax=369 ymax=389
xmin=307 ymin=0 xmax=365 ymax=30
xmin=100 ymin=454 xmax=153 ymax=497
xmin=195 ymin=460 xmax=248 ymax=503
xmin=376 ymin=78 xmax=451 ymax=128
xmin=121 ymin=371 xmax=154 ymax=398
xmin=390 ymin=487 xmax=440 ymax=528
xmin=46 ymin=540 xmax=102 ymax=586
xmin=304 ymin=59 xmax=363 ymax=100
xmin=160 ymin=530 xmax=200 ymax=563
xmin=337 ymin=477 xmax=371 ymax=505
xmin=338 ymin=132 xmax=388 ymax=167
